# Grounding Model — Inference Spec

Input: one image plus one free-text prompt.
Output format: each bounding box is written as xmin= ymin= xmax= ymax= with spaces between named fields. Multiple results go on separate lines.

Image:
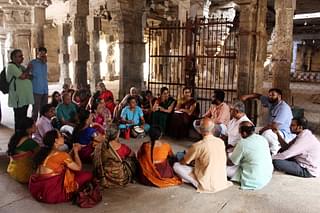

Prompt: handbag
xmin=74 ymin=181 xmax=102 ymax=208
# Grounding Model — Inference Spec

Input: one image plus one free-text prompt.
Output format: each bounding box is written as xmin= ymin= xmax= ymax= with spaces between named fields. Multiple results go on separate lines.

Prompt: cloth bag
xmin=74 ymin=181 xmax=102 ymax=208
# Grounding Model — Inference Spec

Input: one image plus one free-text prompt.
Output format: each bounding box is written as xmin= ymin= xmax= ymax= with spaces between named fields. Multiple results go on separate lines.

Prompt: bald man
xmin=56 ymin=93 xmax=78 ymax=127
xmin=173 ymin=117 xmax=232 ymax=193
xmin=227 ymin=121 xmax=273 ymax=190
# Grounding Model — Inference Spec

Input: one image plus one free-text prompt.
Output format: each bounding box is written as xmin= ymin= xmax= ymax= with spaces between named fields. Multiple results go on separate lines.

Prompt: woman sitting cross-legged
xmin=151 ymin=87 xmax=176 ymax=133
xmin=137 ymin=126 xmax=182 ymax=187
xmin=91 ymin=97 xmax=112 ymax=134
xmin=72 ymin=109 xmax=105 ymax=163
xmin=119 ymin=96 xmax=150 ymax=137
xmin=29 ymin=130 xmax=93 ymax=204
xmin=167 ymin=87 xmax=199 ymax=139
xmin=7 ymin=117 xmax=39 ymax=183
xmin=93 ymin=124 xmax=138 ymax=187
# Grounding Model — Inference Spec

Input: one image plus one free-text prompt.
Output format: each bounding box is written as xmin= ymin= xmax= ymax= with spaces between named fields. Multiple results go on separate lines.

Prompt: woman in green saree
xmin=151 ymin=87 xmax=176 ymax=133
xmin=93 ymin=124 xmax=137 ymax=188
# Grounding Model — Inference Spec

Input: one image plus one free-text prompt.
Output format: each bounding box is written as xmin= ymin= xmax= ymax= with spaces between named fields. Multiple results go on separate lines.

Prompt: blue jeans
xmin=273 ymin=159 xmax=314 ymax=178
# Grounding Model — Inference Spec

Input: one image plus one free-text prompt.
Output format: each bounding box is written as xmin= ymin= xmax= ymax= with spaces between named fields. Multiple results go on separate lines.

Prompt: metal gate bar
xmin=148 ymin=16 xmax=238 ymax=115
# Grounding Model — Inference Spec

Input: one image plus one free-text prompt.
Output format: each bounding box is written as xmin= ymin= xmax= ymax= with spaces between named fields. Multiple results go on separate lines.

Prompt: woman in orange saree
xmin=137 ymin=126 xmax=182 ymax=188
xmin=29 ymin=130 xmax=93 ymax=204
xmin=7 ymin=118 xmax=39 ymax=183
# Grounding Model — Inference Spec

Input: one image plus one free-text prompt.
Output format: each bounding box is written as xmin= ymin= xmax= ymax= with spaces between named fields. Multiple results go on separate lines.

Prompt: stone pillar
xmin=178 ymin=0 xmax=190 ymax=22
xmin=88 ymin=16 xmax=101 ymax=92
xmin=291 ymin=41 xmax=299 ymax=73
xmin=31 ymin=6 xmax=46 ymax=55
xmin=69 ymin=0 xmax=89 ymax=89
xmin=118 ymin=10 xmax=145 ymax=98
xmin=58 ymin=23 xmax=71 ymax=84
xmin=0 ymin=34 xmax=6 ymax=69
xmin=203 ymin=0 xmax=211 ymax=18
xmin=271 ymin=0 xmax=296 ymax=101
xmin=236 ymin=0 xmax=268 ymax=123
xmin=13 ymin=30 xmax=32 ymax=66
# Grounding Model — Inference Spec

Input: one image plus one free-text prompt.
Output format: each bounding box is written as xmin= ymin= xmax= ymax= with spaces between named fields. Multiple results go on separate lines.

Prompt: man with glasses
xmin=6 ymin=49 xmax=34 ymax=131
xmin=193 ymin=89 xmax=230 ymax=137
xmin=29 ymin=47 xmax=48 ymax=121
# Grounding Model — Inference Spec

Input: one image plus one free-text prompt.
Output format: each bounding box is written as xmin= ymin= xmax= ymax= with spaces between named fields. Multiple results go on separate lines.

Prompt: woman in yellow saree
xmin=7 ymin=117 xmax=39 ymax=183
xmin=137 ymin=126 xmax=182 ymax=188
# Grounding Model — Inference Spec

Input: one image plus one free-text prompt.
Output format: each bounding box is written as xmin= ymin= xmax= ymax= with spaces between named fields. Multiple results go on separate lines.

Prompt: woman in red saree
xmin=167 ymin=87 xmax=199 ymax=139
xmin=97 ymin=82 xmax=116 ymax=116
xmin=29 ymin=129 xmax=93 ymax=204
xmin=137 ymin=126 xmax=182 ymax=188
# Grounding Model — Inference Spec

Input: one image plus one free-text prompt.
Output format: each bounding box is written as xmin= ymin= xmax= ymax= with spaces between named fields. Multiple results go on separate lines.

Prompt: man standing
xmin=240 ymin=88 xmax=295 ymax=155
xmin=30 ymin=47 xmax=48 ymax=121
xmin=174 ymin=117 xmax=232 ymax=193
xmin=6 ymin=49 xmax=34 ymax=130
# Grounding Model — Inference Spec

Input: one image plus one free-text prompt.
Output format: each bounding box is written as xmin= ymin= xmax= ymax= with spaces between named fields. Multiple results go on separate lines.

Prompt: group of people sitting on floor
xmin=5 ymin=84 xmax=320 ymax=206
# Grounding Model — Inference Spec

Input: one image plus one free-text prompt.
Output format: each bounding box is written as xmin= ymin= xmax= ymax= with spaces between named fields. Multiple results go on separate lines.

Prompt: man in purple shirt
xmin=273 ymin=117 xmax=320 ymax=178
xmin=33 ymin=104 xmax=55 ymax=145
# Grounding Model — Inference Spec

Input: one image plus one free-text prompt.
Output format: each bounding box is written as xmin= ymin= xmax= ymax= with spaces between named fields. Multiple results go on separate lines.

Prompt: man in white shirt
xmin=221 ymin=100 xmax=252 ymax=152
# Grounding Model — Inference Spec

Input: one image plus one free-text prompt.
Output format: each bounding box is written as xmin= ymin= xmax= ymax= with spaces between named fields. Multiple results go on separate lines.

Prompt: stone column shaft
xmin=58 ymin=23 xmax=71 ymax=84
xmin=70 ymin=0 xmax=89 ymax=89
xmin=88 ymin=16 xmax=101 ymax=92
xmin=237 ymin=0 xmax=268 ymax=123
xmin=31 ymin=6 xmax=46 ymax=55
xmin=118 ymin=10 xmax=145 ymax=98
xmin=271 ymin=0 xmax=296 ymax=101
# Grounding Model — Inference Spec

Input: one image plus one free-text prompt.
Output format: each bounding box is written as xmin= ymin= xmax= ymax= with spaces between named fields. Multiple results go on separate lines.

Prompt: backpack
xmin=0 ymin=65 xmax=16 ymax=94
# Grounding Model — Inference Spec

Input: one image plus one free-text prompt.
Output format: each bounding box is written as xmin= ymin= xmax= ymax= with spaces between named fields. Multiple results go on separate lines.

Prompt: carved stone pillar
xmin=237 ymin=0 xmax=268 ymax=123
xmin=178 ymin=0 xmax=190 ymax=22
xmin=31 ymin=6 xmax=46 ymax=55
xmin=13 ymin=30 xmax=32 ymax=66
xmin=69 ymin=0 xmax=89 ymax=89
xmin=88 ymin=16 xmax=101 ymax=92
xmin=271 ymin=0 xmax=296 ymax=101
xmin=58 ymin=23 xmax=71 ymax=84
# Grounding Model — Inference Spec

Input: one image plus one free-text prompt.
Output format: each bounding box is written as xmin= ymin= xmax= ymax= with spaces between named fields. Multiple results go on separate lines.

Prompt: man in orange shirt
xmin=193 ymin=89 xmax=230 ymax=136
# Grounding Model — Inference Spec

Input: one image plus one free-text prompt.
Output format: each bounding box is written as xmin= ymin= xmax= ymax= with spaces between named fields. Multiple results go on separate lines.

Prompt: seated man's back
xmin=230 ymin=133 xmax=273 ymax=190
xmin=185 ymin=134 xmax=232 ymax=192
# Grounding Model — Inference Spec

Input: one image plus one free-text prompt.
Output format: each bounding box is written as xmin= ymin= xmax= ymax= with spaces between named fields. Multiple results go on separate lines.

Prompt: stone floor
xmin=1 ymin=124 xmax=320 ymax=213
xmin=1 ymin=83 xmax=320 ymax=213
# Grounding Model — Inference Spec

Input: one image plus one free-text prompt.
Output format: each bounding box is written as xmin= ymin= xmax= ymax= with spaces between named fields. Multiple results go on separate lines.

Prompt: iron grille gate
xmin=148 ymin=16 xmax=238 ymax=114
